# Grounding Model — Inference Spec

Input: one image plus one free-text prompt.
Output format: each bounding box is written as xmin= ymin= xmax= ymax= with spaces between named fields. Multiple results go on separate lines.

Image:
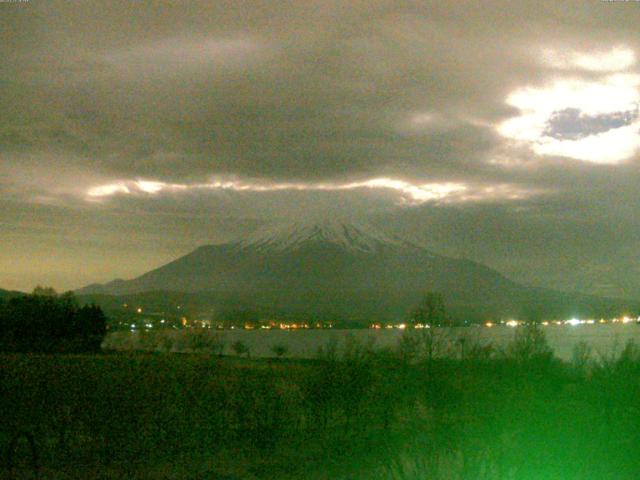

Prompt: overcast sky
xmin=2 ymin=0 xmax=640 ymax=297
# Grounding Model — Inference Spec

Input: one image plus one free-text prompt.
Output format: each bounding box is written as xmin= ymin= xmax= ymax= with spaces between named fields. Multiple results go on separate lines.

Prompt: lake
xmin=104 ymin=323 xmax=640 ymax=362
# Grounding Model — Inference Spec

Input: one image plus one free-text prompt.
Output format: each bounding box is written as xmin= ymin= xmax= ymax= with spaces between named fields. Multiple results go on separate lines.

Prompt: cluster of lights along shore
xmin=371 ymin=316 xmax=640 ymax=330
xmin=115 ymin=304 xmax=639 ymax=332
xmin=115 ymin=304 xmax=335 ymax=332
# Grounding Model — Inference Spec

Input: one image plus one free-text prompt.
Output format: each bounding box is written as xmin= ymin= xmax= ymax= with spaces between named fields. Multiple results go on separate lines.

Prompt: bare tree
xmin=411 ymin=292 xmax=447 ymax=327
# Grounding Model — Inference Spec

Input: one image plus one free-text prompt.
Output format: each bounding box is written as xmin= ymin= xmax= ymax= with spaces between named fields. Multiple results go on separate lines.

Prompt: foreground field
xmin=2 ymin=330 xmax=640 ymax=479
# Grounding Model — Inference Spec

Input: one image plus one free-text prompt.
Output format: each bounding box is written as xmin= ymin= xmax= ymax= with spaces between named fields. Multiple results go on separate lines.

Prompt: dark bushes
xmin=0 ymin=288 xmax=106 ymax=353
xmin=3 ymin=328 xmax=640 ymax=478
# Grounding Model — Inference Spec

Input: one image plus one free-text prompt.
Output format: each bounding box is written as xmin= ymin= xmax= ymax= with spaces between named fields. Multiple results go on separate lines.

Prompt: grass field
xmin=2 ymin=328 xmax=640 ymax=479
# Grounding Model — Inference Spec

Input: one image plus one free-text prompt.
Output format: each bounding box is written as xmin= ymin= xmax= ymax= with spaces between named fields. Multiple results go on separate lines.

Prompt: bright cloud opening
xmin=498 ymin=69 xmax=640 ymax=164
xmin=86 ymin=183 xmax=131 ymax=197
xmin=85 ymin=177 xmax=537 ymax=205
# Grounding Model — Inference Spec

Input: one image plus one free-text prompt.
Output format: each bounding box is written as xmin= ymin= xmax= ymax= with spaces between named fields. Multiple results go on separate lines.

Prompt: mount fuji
xmin=78 ymin=220 xmax=633 ymax=323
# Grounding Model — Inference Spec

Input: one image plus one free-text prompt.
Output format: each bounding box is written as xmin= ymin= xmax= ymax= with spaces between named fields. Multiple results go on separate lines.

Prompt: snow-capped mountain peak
xmin=236 ymin=219 xmax=427 ymax=253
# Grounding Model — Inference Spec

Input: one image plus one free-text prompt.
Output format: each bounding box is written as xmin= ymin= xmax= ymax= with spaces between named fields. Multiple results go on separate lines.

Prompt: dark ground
xmin=2 ymin=329 xmax=640 ymax=479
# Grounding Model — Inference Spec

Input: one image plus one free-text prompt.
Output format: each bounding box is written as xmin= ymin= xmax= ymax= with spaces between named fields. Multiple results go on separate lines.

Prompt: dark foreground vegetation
xmin=0 ymin=288 xmax=106 ymax=353
xmin=2 ymin=327 xmax=640 ymax=479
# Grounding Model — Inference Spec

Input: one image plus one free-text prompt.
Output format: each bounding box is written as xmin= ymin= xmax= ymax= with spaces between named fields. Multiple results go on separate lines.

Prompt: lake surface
xmin=104 ymin=323 xmax=640 ymax=362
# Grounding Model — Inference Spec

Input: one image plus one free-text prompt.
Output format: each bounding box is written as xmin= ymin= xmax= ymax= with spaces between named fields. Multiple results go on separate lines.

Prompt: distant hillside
xmin=78 ymin=220 xmax=638 ymax=324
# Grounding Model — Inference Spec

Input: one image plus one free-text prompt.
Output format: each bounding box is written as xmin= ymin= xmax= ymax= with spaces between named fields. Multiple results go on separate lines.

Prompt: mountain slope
xmin=78 ymin=221 xmax=636 ymax=323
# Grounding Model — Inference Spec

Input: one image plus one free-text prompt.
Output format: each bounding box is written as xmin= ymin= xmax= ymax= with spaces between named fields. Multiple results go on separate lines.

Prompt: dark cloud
xmin=1 ymin=0 xmax=640 ymax=295
xmin=544 ymin=108 xmax=639 ymax=140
